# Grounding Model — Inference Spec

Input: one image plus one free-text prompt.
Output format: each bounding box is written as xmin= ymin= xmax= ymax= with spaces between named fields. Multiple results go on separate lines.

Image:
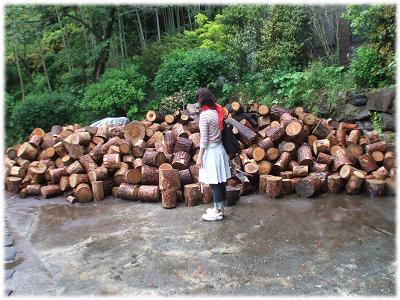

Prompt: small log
xmin=173 ymin=137 xmax=193 ymax=153
xmin=345 ymin=171 xmax=365 ymax=195
xmin=257 ymin=137 xmax=274 ymax=150
xmin=317 ymin=152 xmax=333 ymax=165
xmin=159 ymin=168 xmax=181 ymax=191
xmin=265 ymin=176 xmax=283 ymax=198
xmin=226 ymin=186 xmax=240 ymax=206
xmin=95 ymin=124 xmax=109 ymax=140
xmin=264 ymin=125 xmax=285 ymax=143
xmin=141 ymin=165 xmax=159 ymax=185
xmin=292 ymin=106 xmax=304 ymax=117
xmin=113 ymin=162 xmax=130 ymax=185
xmin=92 ymin=181 xmax=105 ymax=201
xmin=24 ymin=184 xmax=41 ymax=196
xmin=138 ymin=185 xmax=160 ymax=202
xmin=161 ymin=190 xmax=177 ymax=208
xmin=29 ymin=161 xmax=47 ymax=183
xmin=133 ymin=158 xmax=143 ymax=169
xmin=266 ymin=148 xmax=280 ymax=161
xmin=6 ymin=147 xmax=17 ymax=160
xmin=339 ymin=165 xmax=366 ymax=180
xmin=364 ymin=130 xmax=380 ymax=144
xmin=311 ymin=162 xmax=328 ymax=173
xmin=259 ymin=174 xmax=271 ymax=193
xmin=60 ymin=176 xmax=71 ymax=192
xmin=119 ymin=141 xmax=131 ymax=154
xmin=10 ymin=166 xmax=26 ymax=178
xmin=172 ymin=151 xmax=191 ymax=170
xmin=118 ymin=183 xmax=139 ymax=200
xmin=270 ymin=105 xmax=291 ymax=121
xmin=365 ymin=141 xmax=386 ymax=154
xmin=326 ymin=131 xmax=340 ymax=147
xmin=124 ymin=121 xmax=145 ymax=145
xmin=372 ymin=166 xmax=388 ymax=180
xmin=383 ymin=151 xmax=395 ymax=171
xmin=385 ymin=177 xmax=395 ymax=196
xmin=66 ymin=161 xmax=84 ymax=175
xmin=252 ymin=147 xmax=266 ymax=162
xmin=292 ymin=165 xmax=308 ymax=178
xmin=258 ymin=160 xmax=272 ymax=175
xmin=79 ymin=154 xmax=98 ymax=173
xmin=332 ymin=148 xmax=352 ymax=171
xmin=103 ymin=153 xmax=121 ymax=169
xmin=124 ymin=168 xmax=142 ymax=185
xmin=336 ymin=129 xmax=346 ymax=146
xmin=297 ymin=144 xmax=313 ymax=167
xmin=146 ymin=111 xmax=164 ymax=123
xmin=225 ymin=117 xmax=257 ymax=145
xmin=17 ymin=142 xmax=38 ymax=161
xmin=365 ymin=179 xmax=386 ymax=197
xmin=74 ymin=183 xmax=93 ymax=203
xmin=179 ymin=169 xmax=193 ymax=186
xmin=257 ymin=116 xmax=271 ymax=129
xmin=327 ymin=175 xmax=344 ymax=194
xmin=87 ymin=166 xmax=108 ymax=182
xmin=16 ymin=157 xmax=29 ymax=169
xmin=359 ymin=137 xmax=368 ymax=146
xmin=184 ymin=183 xmax=200 ymax=206
xmin=358 ymin=154 xmax=379 ymax=173
xmin=289 ymin=160 xmax=300 ymax=170
xmin=312 ymin=120 xmax=331 ymax=139
xmin=346 ymin=129 xmax=360 ymax=145
xmin=258 ymin=105 xmax=269 ymax=116
xmin=40 ymin=184 xmax=62 ymax=198
xmin=142 ymin=151 xmax=166 ymax=167
xmin=92 ymin=136 xmax=104 ymax=145
xmin=69 ymin=174 xmax=89 ymax=188
xmin=282 ymin=142 xmax=296 ymax=158
xmin=132 ymin=139 xmax=146 ymax=157
xmin=164 ymin=130 xmax=176 ymax=154
xmin=312 ymin=139 xmax=330 ymax=155
xmin=28 ymin=135 xmax=42 ymax=147
xmin=299 ymin=112 xmax=316 ymax=126
xmin=244 ymin=162 xmax=259 ymax=174
xmin=295 ymin=176 xmax=322 ymax=198
xmin=146 ymin=131 xmax=164 ymax=148
xmin=273 ymin=152 xmax=291 ymax=173
xmin=6 ymin=177 xmax=22 ymax=193
xmin=279 ymin=113 xmax=295 ymax=128
xmin=49 ymin=167 xmax=67 ymax=183
xmin=346 ymin=144 xmax=364 ymax=159
xmin=372 ymin=151 xmax=384 ymax=163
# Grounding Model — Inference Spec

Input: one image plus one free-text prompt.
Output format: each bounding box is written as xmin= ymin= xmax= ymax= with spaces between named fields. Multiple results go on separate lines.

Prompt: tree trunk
xmin=12 ymin=36 xmax=25 ymax=100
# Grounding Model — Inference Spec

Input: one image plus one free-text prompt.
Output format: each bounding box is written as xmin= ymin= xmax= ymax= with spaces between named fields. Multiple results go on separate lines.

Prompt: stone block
xmin=381 ymin=113 xmax=395 ymax=131
xmin=367 ymin=87 xmax=395 ymax=112
xmin=335 ymin=104 xmax=370 ymax=122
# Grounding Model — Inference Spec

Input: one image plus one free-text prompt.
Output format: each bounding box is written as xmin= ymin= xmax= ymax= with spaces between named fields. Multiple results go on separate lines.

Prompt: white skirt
xmin=198 ymin=141 xmax=231 ymax=185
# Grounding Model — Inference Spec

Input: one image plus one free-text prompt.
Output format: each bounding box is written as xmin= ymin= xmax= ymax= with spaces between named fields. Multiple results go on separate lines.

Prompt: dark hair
xmin=196 ymin=88 xmax=216 ymax=108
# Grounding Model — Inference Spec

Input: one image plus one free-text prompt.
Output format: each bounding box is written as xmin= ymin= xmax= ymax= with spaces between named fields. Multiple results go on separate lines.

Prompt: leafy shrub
xmin=153 ymin=48 xmax=228 ymax=97
xmin=81 ymin=64 xmax=147 ymax=120
xmin=270 ymin=61 xmax=355 ymax=115
xmin=371 ymin=111 xmax=382 ymax=133
xmin=10 ymin=92 xmax=79 ymax=141
xmin=344 ymin=5 xmax=395 ymax=88
xmin=350 ymin=45 xmax=393 ymax=88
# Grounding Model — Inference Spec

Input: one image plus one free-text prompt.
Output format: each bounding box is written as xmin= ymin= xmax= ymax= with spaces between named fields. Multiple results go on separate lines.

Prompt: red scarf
xmin=201 ymin=103 xmax=224 ymax=130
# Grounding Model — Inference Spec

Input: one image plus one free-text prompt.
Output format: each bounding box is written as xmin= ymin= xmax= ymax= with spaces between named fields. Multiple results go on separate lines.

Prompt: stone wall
xmin=334 ymin=86 xmax=396 ymax=150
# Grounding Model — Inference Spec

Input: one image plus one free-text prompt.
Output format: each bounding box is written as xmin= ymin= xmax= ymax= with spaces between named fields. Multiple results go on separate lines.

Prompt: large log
xmin=172 ymin=151 xmax=191 ymax=170
xmin=332 ymin=148 xmax=352 ymax=171
xmin=184 ymin=183 xmax=200 ymax=206
xmin=295 ymin=176 xmax=322 ymax=198
xmin=142 ymin=151 xmax=166 ymax=167
xmin=159 ymin=168 xmax=181 ymax=191
xmin=69 ymin=173 xmax=89 ymax=188
xmin=79 ymin=154 xmax=98 ymax=173
xmin=200 ymin=184 xmax=213 ymax=204
xmin=124 ymin=121 xmax=145 ymax=145
xmin=6 ymin=177 xmax=22 ymax=193
xmin=17 ymin=142 xmax=38 ymax=161
xmin=259 ymin=174 xmax=271 ymax=193
xmin=161 ymin=189 xmax=177 ymax=208
xmin=24 ymin=184 xmax=42 ymax=196
xmin=138 ymin=185 xmax=160 ymax=202
xmin=103 ymin=153 xmax=121 ymax=169
xmin=118 ymin=183 xmax=139 ymax=201
xmin=164 ymin=130 xmax=176 ymax=154
xmin=226 ymin=186 xmax=240 ymax=206
xmin=141 ymin=165 xmax=159 ymax=185
xmin=258 ymin=160 xmax=272 ymax=175
xmin=282 ymin=179 xmax=294 ymax=195
xmin=365 ymin=179 xmax=386 ymax=197
xmin=339 ymin=165 xmax=366 ymax=180
xmin=265 ymin=176 xmax=283 ymax=199
xmin=179 ymin=169 xmax=193 ymax=186
xmin=113 ymin=162 xmax=130 ymax=185
xmin=273 ymin=152 xmax=291 ymax=173
xmin=49 ymin=167 xmax=67 ymax=183
xmin=365 ymin=141 xmax=386 ymax=154
xmin=66 ymin=161 xmax=84 ymax=175
xmin=87 ymin=166 xmax=108 ymax=182
xmin=225 ymin=117 xmax=257 ymax=145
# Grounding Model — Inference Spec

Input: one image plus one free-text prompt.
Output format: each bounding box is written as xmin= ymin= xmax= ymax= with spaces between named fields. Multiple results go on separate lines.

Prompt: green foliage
xmin=5 ymin=93 xmax=20 ymax=146
xmin=10 ymin=92 xmax=79 ymax=141
xmin=81 ymin=64 xmax=147 ymax=120
xmin=371 ymin=112 xmax=382 ymax=133
xmin=269 ymin=61 xmax=355 ymax=115
xmin=258 ymin=5 xmax=311 ymax=74
xmin=153 ymin=48 xmax=228 ymax=97
xmin=350 ymin=45 xmax=390 ymax=88
xmin=344 ymin=5 xmax=395 ymax=88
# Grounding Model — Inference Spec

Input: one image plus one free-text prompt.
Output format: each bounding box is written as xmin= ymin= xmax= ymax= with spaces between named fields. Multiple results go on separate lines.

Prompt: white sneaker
xmin=202 ymin=212 xmax=224 ymax=221
xmin=206 ymin=208 xmax=224 ymax=215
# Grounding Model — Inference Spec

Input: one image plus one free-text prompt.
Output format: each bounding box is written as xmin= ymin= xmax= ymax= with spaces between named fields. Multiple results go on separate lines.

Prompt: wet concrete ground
xmin=4 ymin=192 xmax=396 ymax=296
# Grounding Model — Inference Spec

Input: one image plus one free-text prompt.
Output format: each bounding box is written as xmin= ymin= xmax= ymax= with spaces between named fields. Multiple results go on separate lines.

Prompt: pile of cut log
xmin=4 ymin=102 xmax=396 ymax=207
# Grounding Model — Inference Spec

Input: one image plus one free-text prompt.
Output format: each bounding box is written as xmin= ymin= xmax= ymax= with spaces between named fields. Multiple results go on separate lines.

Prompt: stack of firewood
xmin=4 ymin=101 xmax=396 ymax=207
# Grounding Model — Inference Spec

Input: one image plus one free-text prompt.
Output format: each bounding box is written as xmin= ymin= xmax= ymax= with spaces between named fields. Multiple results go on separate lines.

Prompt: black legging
xmin=210 ymin=182 xmax=226 ymax=208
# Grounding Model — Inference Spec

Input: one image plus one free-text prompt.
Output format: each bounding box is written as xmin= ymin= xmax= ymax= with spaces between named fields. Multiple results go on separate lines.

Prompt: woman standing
xmin=196 ymin=88 xmax=231 ymax=221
